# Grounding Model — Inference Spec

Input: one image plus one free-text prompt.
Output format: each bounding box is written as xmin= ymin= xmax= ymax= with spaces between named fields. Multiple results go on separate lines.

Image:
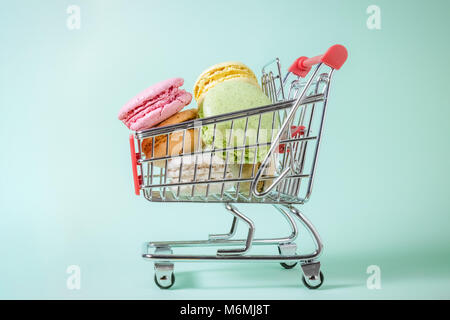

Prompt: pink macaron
xmin=118 ymin=78 xmax=192 ymax=131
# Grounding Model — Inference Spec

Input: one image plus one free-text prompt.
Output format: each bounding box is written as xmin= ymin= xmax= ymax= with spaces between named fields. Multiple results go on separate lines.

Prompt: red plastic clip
xmin=278 ymin=125 xmax=306 ymax=153
xmin=289 ymin=44 xmax=348 ymax=78
xmin=129 ymin=134 xmax=141 ymax=196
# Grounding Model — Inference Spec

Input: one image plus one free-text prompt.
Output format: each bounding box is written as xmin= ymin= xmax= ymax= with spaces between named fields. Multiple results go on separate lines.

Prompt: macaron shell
xmin=193 ymin=62 xmax=258 ymax=106
xmin=202 ymin=79 xmax=271 ymax=117
xmin=118 ymin=78 xmax=184 ymax=120
xmin=130 ymin=91 xmax=192 ymax=131
xmin=156 ymin=108 xmax=198 ymax=127
xmin=122 ymin=86 xmax=179 ymax=127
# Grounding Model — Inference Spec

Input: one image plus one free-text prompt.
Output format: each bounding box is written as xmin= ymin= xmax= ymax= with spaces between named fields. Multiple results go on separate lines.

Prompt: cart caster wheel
xmin=277 ymin=247 xmax=298 ymax=269
xmin=154 ymin=273 xmax=175 ymax=289
xmin=302 ymin=271 xmax=324 ymax=289
xmin=280 ymin=262 xmax=298 ymax=269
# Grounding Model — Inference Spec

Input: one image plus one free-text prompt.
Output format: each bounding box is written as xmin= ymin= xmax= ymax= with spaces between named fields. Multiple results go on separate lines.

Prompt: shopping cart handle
xmin=129 ymin=134 xmax=141 ymax=196
xmin=289 ymin=44 xmax=348 ymax=78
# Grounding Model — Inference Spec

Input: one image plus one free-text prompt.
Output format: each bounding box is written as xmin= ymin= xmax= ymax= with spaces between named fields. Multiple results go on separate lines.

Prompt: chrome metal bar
xmin=143 ymin=253 xmax=314 ymax=262
xmin=176 ymin=130 xmax=186 ymax=198
xmin=276 ymin=59 xmax=285 ymax=100
xmin=148 ymin=136 xmax=154 ymax=199
xmin=138 ymin=136 xmax=317 ymax=164
xmin=145 ymin=238 xmax=290 ymax=249
xmin=217 ymin=203 xmax=255 ymax=256
xmin=142 ymin=174 xmax=309 ymax=189
xmin=191 ymin=126 xmax=203 ymax=197
xmin=205 ymin=123 xmax=217 ymax=197
xmin=221 ymin=120 xmax=234 ymax=199
xmin=162 ymin=133 xmax=169 ymax=200
xmin=286 ymin=205 xmax=323 ymax=260
xmin=143 ymin=196 xmax=304 ymax=204
xmin=269 ymin=71 xmax=276 ymax=102
xmin=209 ymin=217 xmax=238 ymax=241
xmin=236 ymin=118 xmax=250 ymax=196
xmin=273 ymin=204 xmax=299 ymax=243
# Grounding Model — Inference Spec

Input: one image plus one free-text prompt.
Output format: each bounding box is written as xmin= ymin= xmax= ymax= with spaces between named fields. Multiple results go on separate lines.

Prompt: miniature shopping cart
xmin=128 ymin=45 xmax=348 ymax=289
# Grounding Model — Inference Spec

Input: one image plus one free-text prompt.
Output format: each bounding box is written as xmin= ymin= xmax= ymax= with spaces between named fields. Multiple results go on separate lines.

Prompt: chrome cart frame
xmin=128 ymin=45 xmax=348 ymax=289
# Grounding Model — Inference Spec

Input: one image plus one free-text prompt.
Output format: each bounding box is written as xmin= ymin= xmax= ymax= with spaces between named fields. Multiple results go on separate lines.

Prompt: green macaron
xmin=200 ymin=78 xmax=278 ymax=164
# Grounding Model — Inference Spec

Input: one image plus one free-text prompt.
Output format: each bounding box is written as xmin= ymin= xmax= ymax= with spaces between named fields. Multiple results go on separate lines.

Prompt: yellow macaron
xmin=193 ymin=61 xmax=259 ymax=106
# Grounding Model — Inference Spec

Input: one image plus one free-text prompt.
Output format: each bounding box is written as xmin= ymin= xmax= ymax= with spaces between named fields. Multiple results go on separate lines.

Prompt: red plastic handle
xmin=129 ymin=134 xmax=141 ymax=196
xmin=289 ymin=44 xmax=348 ymax=78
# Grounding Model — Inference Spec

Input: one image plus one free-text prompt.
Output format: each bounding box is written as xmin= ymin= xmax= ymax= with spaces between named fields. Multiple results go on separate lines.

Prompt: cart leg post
xmin=217 ymin=203 xmax=255 ymax=256
xmin=286 ymin=205 xmax=324 ymax=289
xmin=273 ymin=205 xmax=299 ymax=243
xmin=209 ymin=216 xmax=238 ymax=241
xmin=286 ymin=205 xmax=323 ymax=259
xmin=273 ymin=205 xmax=299 ymax=269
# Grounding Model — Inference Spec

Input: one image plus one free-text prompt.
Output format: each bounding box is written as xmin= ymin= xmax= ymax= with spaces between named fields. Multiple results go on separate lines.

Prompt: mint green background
xmin=1 ymin=0 xmax=449 ymax=299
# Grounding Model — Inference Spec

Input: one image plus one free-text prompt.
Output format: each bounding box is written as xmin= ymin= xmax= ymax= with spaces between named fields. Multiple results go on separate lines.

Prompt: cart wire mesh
xmin=131 ymin=60 xmax=334 ymax=204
